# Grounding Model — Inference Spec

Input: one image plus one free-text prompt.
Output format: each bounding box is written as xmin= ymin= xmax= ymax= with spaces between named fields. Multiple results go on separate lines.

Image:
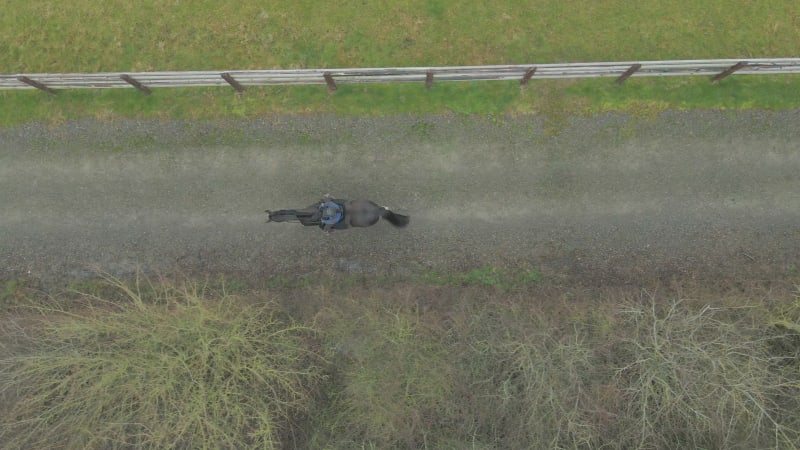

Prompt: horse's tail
xmin=381 ymin=207 xmax=410 ymax=228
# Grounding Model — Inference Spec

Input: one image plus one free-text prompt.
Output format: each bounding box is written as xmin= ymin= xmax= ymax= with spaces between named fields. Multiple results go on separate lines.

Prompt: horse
xmin=265 ymin=196 xmax=409 ymax=232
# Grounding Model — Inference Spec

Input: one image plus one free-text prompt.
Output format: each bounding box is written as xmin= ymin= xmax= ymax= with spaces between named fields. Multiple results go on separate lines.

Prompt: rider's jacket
xmin=319 ymin=200 xmax=344 ymax=229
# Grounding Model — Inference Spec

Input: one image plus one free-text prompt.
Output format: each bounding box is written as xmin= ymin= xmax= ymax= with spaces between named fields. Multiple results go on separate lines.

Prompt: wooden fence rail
xmin=2 ymin=59 xmax=799 ymax=95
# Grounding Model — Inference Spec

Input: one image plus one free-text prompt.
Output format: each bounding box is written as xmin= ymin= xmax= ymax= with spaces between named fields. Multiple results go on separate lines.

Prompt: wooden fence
xmin=2 ymin=58 xmax=800 ymax=95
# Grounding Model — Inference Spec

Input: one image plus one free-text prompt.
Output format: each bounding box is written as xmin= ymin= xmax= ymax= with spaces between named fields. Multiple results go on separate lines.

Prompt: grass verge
xmin=4 ymin=0 xmax=799 ymax=72
xmin=2 ymin=276 xmax=799 ymax=448
xmin=3 ymin=75 xmax=800 ymax=127
xmin=3 ymin=0 xmax=800 ymax=125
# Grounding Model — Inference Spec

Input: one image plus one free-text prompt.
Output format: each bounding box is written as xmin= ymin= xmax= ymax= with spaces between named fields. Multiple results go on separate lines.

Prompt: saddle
xmin=319 ymin=199 xmax=348 ymax=230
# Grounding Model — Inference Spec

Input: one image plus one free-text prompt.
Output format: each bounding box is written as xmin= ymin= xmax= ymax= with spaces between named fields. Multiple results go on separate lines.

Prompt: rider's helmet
xmin=320 ymin=201 xmax=343 ymax=225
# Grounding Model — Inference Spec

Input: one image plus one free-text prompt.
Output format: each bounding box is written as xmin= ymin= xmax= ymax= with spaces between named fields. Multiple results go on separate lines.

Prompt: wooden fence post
xmin=221 ymin=73 xmax=245 ymax=93
xmin=520 ymin=67 xmax=537 ymax=86
xmin=425 ymin=71 xmax=434 ymax=89
xmin=16 ymin=76 xmax=56 ymax=95
xmin=323 ymin=72 xmax=337 ymax=92
xmin=712 ymin=61 xmax=747 ymax=83
xmin=615 ymin=63 xmax=642 ymax=85
xmin=120 ymin=75 xmax=152 ymax=95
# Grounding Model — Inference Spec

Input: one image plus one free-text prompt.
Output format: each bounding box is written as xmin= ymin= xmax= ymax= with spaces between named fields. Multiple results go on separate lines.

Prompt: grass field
xmin=2 ymin=276 xmax=799 ymax=448
xmin=2 ymin=0 xmax=800 ymax=125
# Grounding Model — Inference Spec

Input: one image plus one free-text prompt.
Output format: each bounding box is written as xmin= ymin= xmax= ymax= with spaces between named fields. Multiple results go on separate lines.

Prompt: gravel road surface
xmin=1 ymin=111 xmax=798 ymax=285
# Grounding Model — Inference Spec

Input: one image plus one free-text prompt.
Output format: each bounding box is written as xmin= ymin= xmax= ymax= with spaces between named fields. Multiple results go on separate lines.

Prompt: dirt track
xmin=1 ymin=112 xmax=799 ymax=286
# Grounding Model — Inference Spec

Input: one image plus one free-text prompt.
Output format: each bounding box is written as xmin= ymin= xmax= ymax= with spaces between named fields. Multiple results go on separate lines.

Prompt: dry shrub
xmin=310 ymin=289 xmax=458 ymax=448
xmin=0 ymin=278 xmax=325 ymax=449
xmin=4 ymin=278 xmax=799 ymax=449
xmin=613 ymin=299 xmax=800 ymax=449
xmin=310 ymin=285 xmax=800 ymax=449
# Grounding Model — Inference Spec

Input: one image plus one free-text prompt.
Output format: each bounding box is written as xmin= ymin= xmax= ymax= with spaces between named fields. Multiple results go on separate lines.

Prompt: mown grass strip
xmin=4 ymin=74 xmax=799 ymax=127
xmin=2 ymin=0 xmax=800 ymax=124
xmin=4 ymin=1 xmax=799 ymax=72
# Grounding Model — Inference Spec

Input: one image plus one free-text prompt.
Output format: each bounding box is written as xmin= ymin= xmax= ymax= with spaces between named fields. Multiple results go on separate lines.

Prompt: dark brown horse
xmin=266 ymin=195 xmax=409 ymax=232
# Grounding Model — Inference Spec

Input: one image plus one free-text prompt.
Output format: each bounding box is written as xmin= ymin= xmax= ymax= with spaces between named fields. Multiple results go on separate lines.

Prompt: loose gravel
xmin=1 ymin=111 xmax=799 ymax=286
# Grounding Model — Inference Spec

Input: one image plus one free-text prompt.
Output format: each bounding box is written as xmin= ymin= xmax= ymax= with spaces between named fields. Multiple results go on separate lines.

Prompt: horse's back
xmin=344 ymin=200 xmax=382 ymax=227
xmin=345 ymin=199 xmax=381 ymax=212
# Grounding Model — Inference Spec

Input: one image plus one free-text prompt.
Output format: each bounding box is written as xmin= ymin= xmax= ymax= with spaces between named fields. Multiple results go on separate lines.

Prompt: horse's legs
xmin=267 ymin=205 xmax=320 ymax=224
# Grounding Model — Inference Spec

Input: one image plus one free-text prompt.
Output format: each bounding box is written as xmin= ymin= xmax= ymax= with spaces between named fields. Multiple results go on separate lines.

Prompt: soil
xmin=1 ymin=111 xmax=799 ymax=288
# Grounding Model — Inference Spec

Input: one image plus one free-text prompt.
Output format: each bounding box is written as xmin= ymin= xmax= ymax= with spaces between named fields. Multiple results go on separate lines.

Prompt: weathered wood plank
xmin=520 ymin=67 xmax=537 ymax=86
xmin=323 ymin=72 xmax=337 ymax=92
xmin=712 ymin=61 xmax=748 ymax=83
xmin=16 ymin=76 xmax=56 ymax=95
xmin=221 ymin=73 xmax=245 ymax=93
xmin=615 ymin=64 xmax=642 ymax=84
xmin=120 ymin=74 xmax=152 ymax=95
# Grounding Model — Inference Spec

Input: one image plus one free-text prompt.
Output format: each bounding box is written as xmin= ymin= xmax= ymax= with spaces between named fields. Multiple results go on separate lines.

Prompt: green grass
xmin=3 ymin=0 xmax=798 ymax=72
xmin=0 ymin=279 xmax=25 ymax=309
xmin=2 ymin=0 xmax=800 ymax=125
xmin=421 ymin=265 xmax=544 ymax=290
xmin=571 ymin=75 xmax=800 ymax=112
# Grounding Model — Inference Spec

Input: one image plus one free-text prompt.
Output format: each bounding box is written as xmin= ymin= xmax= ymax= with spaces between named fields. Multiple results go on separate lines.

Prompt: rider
xmin=319 ymin=194 xmax=345 ymax=232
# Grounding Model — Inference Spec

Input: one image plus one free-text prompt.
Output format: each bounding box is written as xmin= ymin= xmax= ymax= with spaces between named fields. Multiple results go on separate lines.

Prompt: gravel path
xmin=1 ymin=111 xmax=799 ymax=285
